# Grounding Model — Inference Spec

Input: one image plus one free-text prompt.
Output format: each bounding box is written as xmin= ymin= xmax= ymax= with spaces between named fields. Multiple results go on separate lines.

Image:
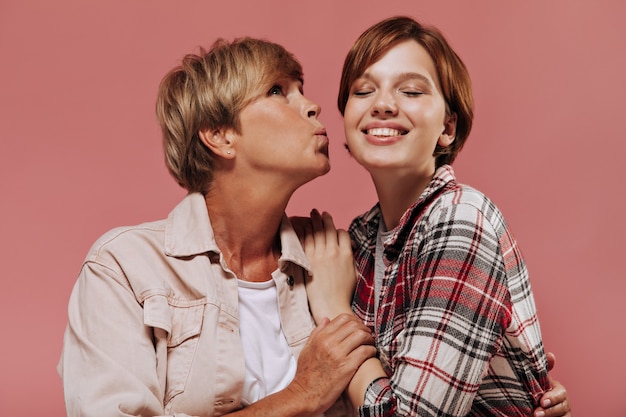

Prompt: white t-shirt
xmin=237 ymin=278 xmax=297 ymax=406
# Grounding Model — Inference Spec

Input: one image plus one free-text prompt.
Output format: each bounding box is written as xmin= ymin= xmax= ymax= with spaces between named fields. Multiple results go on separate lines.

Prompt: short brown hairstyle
xmin=337 ymin=16 xmax=474 ymax=167
xmin=156 ymin=37 xmax=303 ymax=193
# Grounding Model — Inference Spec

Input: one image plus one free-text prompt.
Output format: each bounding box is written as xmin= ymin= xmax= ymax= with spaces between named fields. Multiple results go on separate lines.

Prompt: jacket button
xmin=287 ymin=275 xmax=294 ymax=286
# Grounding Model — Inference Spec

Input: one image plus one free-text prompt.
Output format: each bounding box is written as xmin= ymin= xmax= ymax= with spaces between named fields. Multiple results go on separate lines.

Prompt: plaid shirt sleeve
xmin=354 ymin=186 xmax=547 ymax=416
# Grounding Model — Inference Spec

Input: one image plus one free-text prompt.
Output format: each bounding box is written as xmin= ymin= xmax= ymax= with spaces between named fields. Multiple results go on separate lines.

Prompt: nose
xmin=371 ymin=91 xmax=398 ymax=116
xmin=304 ymin=97 xmax=321 ymax=118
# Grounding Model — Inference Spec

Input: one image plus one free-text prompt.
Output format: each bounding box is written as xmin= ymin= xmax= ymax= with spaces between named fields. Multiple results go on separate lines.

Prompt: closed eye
xmin=353 ymin=89 xmax=373 ymax=97
xmin=400 ymin=88 xmax=424 ymax=97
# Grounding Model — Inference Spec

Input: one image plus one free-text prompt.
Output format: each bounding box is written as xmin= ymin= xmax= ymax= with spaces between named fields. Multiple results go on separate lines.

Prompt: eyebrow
xmin=358 ymin=71 xmax=434 ymax=87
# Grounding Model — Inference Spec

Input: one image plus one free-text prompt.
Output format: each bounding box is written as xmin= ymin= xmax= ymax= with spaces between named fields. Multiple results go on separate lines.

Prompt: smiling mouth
xmin=364 ymin=128 xmax=407 ymax=137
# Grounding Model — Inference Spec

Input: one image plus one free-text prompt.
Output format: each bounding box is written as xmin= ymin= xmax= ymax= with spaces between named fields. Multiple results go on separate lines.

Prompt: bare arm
xmin=225 ymin=315 xmax=377 ymax=417
xmin=299 ymin=210 xmax=387 ymax=407
xmin=298 ymin=210 xmax=360 ymax=321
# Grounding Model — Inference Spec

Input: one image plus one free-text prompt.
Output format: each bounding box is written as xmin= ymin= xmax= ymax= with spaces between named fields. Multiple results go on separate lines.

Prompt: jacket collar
xmin=164 ymin=193 xmax=312 ymax=273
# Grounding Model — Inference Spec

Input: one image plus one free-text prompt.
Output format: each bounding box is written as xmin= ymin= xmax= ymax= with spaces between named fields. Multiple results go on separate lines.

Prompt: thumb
xmin=546 ymin=351 xmax=556 ymax=371
xmin=309 ymin=317 xmax=330 ymax=337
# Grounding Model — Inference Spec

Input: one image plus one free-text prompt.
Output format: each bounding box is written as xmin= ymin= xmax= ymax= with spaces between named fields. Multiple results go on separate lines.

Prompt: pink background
xmin=1 ymin=1 xmax=625 ymax=415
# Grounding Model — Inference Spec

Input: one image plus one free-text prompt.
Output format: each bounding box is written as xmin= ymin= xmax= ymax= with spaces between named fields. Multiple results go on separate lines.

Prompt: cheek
xmin=343 ymin=102 xmax=363 ymax=132
xmin=409 ymin=103 xmax=447 ymax=131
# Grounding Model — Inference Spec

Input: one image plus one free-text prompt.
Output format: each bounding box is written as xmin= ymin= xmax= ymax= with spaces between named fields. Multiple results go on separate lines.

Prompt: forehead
xmin=361 ymin=40 xmax=440 ymax=85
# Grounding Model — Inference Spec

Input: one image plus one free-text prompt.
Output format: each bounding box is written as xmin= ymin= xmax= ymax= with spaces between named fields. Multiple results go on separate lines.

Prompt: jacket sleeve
xmin=58 ymin=260 xmax=196 ymax=417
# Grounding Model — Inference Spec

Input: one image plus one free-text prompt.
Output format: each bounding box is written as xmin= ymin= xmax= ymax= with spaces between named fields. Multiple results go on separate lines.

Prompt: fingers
xmin=292 ymin=314 xmax=377 ymax=413
xmin=308 ymin=317 xmax=330 ymax=337
xmin=303 ymin=219 xmax=314 ymax=253
xmin=326 ymin=313 xmax=374 ymax=342
xmin=321 ymin=210 xmax=338 ymax=244
xmin=348 ymin=343 xmax=378 ymax=369
xmin=310 ymin=209 xmax=325 ymax=249
xmin=304 ymin=210 xmax=356 ymax=321
xmin=310 ymin=209 xmax=339 ymax=246
xmin=311 ymin=314 xmax=374 ymax=355
xmin=337 ymin=229 xmax=354 ymax=255
xmin=546 ymin=351 xmax=556 ymax=371
xmin=290 ymin=210 xmax=337 ymax=251
xmin=305 ymin=209 xmax=351 ymax=253
xmin=534 ymin=399 xmax=571 ymax=417
xmin=534 ymin=376 xmax=571 ymax=417
xmin=290 ymin=216 xmax=311 ymax=244
xmin=302 ymin=313 xmax=376 ymax=385
xmin=317 ymin=314 xmax=373 ymax=345
xmin=321 ymin=314 xmax=376 ymax=368
xmin=545 ymin=374 xmax=567 ymax=407
xmin=310 ymin=209 xmax=326 ymax=246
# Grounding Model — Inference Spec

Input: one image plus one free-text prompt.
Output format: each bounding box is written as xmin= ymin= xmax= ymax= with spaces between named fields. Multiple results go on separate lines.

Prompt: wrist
xmin=283 ymin=378 xmax=319 ymax=416
xmin=239 ymin=382 xmax=318 ymax=417
xmin=347 ymin=357 xmax=387 ymax=407
xmin=311 ymin=302 xmax=353 ymax=322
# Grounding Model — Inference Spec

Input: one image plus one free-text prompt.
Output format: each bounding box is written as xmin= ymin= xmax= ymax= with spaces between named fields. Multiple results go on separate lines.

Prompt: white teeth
xmin=367 ymin=128 xmax=403 ymax=137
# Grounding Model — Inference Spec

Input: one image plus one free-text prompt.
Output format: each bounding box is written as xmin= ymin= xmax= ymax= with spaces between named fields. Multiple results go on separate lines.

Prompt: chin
xmin=315 ymin=157 xmax=331 ymax=175
xmin=313 ymin=166 xmax=331 ymax=180
xmin=355 ymin=153 xmax=397 ymax=169
xmin=300 ymin=164 xmax=331 ymax=184
xmin=359 ymin=158 xmax=406 ymax=172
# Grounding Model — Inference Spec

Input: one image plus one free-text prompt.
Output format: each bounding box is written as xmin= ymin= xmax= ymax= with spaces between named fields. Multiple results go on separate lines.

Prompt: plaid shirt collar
xmin=356 ymin=164 xmax=457 ymax=251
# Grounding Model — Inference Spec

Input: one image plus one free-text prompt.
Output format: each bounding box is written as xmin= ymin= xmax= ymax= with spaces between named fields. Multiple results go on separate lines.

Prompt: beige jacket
xmin=58 ymin=193 xmax=351 ymax=416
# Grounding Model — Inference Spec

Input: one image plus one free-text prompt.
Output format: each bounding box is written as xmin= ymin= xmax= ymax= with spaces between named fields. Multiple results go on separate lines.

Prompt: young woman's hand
xmin=299 ymin=209 xmax=357 ymax=322
xmin=534 ymin=352 xmax=572 ymax=417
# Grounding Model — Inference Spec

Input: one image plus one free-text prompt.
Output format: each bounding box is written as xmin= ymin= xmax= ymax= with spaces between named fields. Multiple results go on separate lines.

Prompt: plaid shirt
xmin=350 ymin=165 xmax=549 ymax=416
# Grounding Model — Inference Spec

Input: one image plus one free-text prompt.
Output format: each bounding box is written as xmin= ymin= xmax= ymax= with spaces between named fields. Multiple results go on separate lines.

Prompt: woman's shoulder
xmin=423 ymin=165 xmax=497 ymax=217
xmin=85 ymin=219 xmax=168 ymax=262
xmin=429 ymin=182 xmax=508 ymax=234
xmin=439 ymin=182 xmax=491 ymax=207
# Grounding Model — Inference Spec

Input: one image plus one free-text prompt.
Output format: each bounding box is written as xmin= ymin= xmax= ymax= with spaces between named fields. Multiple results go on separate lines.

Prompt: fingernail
xmin=536 ymin=412 xmax=545 ymax=417
xmin=542 ymin=399 xmax=551 ymax=408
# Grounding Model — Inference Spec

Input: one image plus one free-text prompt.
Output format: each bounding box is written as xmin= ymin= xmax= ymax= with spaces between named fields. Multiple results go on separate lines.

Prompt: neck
xmin=204 ymin=173 xmax=294 ymax=282
xmin=370 ymin=168 xmax=434 ymax=231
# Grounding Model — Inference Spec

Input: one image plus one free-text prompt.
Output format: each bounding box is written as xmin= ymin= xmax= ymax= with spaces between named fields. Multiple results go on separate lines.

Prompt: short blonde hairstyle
xmin=156 ymin=37 xmax=303 ymax=193
xmin=338 ymin=16 xmax=474 ymax=168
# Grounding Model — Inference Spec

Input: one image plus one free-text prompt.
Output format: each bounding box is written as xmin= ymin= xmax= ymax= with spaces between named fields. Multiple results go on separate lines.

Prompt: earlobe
xmin=438 ymin=133 xmax=455 ymax=147
xmin=199 ymin=127 xmax=236 ymax=158
xmin=438 ymin=112 xmax=457 ymax=147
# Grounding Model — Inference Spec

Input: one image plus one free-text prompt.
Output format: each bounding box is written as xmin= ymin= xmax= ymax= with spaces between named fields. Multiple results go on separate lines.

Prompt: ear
xmin=198 ymin=127 xmax=236 ymax=159
xmin=438 ymin=112 xmax=457 ymax=148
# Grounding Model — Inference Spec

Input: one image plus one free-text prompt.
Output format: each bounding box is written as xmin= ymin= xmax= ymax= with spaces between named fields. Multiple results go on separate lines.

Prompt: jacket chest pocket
xmin=144 ymin=294 xmax=206 ymax=404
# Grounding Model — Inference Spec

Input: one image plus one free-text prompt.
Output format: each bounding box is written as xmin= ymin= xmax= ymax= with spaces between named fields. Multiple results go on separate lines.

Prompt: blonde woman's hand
xmin=286 ymin=314 xmax=376 ymax=415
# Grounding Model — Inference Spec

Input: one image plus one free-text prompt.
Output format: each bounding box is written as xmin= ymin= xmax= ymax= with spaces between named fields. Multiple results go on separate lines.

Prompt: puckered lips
xmin=315 ymin=128 xmax=329 ymax=156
